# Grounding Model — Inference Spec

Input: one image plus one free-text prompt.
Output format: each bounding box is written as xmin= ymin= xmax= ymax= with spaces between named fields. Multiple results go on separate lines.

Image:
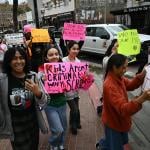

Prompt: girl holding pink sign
xmin=38 ymin=47 xmax=67 ymax=150
xmin=62 ymin=41 xmax=82 ymax=135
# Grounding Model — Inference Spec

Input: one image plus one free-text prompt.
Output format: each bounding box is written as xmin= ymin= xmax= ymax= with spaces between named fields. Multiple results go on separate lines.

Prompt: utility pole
xmin=33 ymin=0 xmax=40 ymax=28
xmin=104 ymin=0 xmax=107 ymax=23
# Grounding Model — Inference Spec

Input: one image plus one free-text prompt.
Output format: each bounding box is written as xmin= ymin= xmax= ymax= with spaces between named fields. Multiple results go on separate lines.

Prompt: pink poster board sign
xmin=63 ymin=23 xmax=86 ymax=41
xmin=44 ymin=62 xmax=93 ymax=93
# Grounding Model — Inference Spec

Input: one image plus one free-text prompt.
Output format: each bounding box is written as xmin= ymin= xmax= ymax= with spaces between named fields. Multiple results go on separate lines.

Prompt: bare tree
xmin=13 ymin=0 xmax=18 ymax=32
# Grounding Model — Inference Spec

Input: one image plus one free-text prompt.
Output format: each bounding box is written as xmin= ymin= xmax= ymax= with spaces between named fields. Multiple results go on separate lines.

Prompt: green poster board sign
xmin=117 ymin=29 xmax=141 ymax=56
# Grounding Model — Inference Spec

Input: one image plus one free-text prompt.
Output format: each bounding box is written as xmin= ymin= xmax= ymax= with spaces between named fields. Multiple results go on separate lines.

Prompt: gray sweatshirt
xmin=0 ymin=72 xmax=48 ymax=141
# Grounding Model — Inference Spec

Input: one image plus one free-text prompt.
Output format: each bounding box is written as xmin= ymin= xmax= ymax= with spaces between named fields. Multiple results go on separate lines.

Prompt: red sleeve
xmin=104 ymin=84 xmax=142 ymax=117
xmin=38 ymin=65 xmax=44 ymax=72
xmin=124 ymin=72 xmax=145 ymax=91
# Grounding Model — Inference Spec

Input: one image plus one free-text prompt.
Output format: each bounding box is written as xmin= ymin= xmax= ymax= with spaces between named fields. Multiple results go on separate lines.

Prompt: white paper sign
xmin=142 ymin=65 xmax=150 ymax=91
xmin=4 ymin=33 xmax=24 ymax=45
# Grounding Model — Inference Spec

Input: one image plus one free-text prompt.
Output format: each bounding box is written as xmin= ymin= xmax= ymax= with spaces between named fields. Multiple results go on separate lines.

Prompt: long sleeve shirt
xmin=102 ymin=72 xmax=145 ymax=132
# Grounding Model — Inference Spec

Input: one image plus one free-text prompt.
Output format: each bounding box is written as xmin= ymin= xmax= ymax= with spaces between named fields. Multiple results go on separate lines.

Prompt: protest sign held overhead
xmin=31 ymin=29 xmax=50 ymax=43
xmin=117 ymin=29 xmax=141 ymax=56
xmin=4 ymin=33 xmax=24 ymax=45
xmin=44 ymin=62 xmax=93 ymax=93
xmin=63 ymin=23 xmax=86 ymax=41
xmin=142 ymin=65 xmax=150 ymax=91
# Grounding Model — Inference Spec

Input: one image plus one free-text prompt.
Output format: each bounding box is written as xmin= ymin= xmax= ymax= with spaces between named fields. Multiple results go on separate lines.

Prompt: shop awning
xmin=57 ymin=12 xmax=73 ymax=17
xmin=110 ymin=5 xmax=150 ymax=15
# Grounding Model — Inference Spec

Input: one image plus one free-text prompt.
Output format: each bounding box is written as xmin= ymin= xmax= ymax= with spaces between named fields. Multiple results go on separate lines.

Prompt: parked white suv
xmin=81 ymin=24 xmax=150 ymax=57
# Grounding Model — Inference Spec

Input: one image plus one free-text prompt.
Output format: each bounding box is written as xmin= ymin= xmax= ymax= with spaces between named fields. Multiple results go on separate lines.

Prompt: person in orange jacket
xmin=96 ymin=54 xmax=150 ymax=150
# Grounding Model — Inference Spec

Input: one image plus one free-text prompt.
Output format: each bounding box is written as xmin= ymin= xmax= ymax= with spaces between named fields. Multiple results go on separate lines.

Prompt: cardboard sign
xmin=117 ymin=29 xmax=141 ymax=56
xmin=31 ymin=29 xmax=50 ymax=43
xmin=142 ymin=65 xmax=150 ymax=91
xmin=44 ymin=62 xmax=90 ymax=93
xmin=63 ymin=23 xmax=86 ymax=41
xmin=4 ymin=33 xmax=24 ymax=45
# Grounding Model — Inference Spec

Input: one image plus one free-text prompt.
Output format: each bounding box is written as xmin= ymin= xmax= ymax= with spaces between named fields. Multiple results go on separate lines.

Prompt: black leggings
xmin=67 ymin=97 xmax=79 ymax=114
xmin=67 ymin=97 xmax=80 ymax=128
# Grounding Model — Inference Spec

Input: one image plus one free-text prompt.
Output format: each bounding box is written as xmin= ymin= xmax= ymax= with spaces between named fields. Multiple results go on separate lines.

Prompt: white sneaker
xmin=59 ymin=145 xmax=65 ymax=150
xmin=50 ymin=146 xmax=59 ymax=150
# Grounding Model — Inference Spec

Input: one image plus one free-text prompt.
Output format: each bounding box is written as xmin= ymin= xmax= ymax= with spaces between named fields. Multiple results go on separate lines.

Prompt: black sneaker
xmin=71 ymin=127 xmax=77 ymax=135
xmin=95 ymin=142 xmax=101 ymax=150
xmin=77 ymin=124 xmax=82 ymax=129
xmin=97 ymin=105 xmax=103 ymax=116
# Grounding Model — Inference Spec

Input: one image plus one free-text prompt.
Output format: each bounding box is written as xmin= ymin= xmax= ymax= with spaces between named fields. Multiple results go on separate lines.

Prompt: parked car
xmin=3 ymin=29 xmax=14 ymax=34
xmin=0 ymin=31 xmax=4 ymax=38
xmin=42 ymin=26 xmax=56 ymax=32
xmin=81 ymin=24 xmax=150 ymax=61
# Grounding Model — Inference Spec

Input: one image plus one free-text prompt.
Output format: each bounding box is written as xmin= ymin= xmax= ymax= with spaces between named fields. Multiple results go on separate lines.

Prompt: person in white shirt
xmin=62 ymin=41 xmax=81 ymax=135
xmin=102 ymin=39 xmax=118 ymax=72
xmin=97 ymin=39 xmax=119 ymax=115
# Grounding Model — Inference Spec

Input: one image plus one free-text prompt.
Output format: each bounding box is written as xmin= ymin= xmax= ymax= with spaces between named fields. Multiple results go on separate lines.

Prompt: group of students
xmin=1 ymin=30 xmax=150 ymax=150
xmin=0 ymin=38 xmax=83 ymax=150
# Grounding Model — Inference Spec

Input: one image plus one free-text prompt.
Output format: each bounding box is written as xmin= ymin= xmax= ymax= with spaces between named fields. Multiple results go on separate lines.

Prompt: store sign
xmin=80 ymin=10 xmax=103 ymax=20
xmin=63 ymin=23 xmax=86 ymax=41
xmin=124 ymin=5 xmax=150 ymax=13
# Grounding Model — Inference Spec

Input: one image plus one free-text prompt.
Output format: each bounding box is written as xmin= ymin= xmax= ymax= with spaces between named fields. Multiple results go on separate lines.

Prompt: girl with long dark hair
xmin=1 ymin=46 xmax=47 ymax=150
xmin=97 ymin=54 xmax=150 ymax=150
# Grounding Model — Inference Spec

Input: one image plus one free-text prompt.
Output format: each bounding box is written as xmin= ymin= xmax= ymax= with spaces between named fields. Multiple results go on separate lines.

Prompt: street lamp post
xmin=104 ymin=0 xmax=107 ymax=23
xmin=41 ymin=9 xmax=45 ymax=27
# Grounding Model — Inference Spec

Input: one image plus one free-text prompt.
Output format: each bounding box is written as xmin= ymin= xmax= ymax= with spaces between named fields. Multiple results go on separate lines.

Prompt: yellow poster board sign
xmin=31 ymin=29 xmax=50 ymax=43
xmin=117 ymin=29 xmax=141 ymax=56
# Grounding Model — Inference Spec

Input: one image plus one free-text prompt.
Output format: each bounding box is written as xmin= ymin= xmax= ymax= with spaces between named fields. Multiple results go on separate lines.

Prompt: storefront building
xmin=0 ymin=3 xmax=12 ymax=32
xmin=41 ymin=0 xmax=125 ymax=29
xmin=110 ymin=1 xmax=150 ymax=34
xmin=41 ymin=0 xmax=75 ymax=29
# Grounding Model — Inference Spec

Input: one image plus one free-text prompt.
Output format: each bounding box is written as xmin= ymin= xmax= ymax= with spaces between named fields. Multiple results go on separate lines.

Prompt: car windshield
xmin=119 ymin=25 xmax=129 ymax=30
xmin=106 ymin=25 xmax=129 ymax=36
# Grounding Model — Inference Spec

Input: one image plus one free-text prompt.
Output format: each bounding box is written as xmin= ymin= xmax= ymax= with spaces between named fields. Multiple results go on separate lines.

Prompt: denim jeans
xmin=45 ymin=104 xmax=67 ymax=147
xmin=99 ymin=125 xmax=128 ymax=150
